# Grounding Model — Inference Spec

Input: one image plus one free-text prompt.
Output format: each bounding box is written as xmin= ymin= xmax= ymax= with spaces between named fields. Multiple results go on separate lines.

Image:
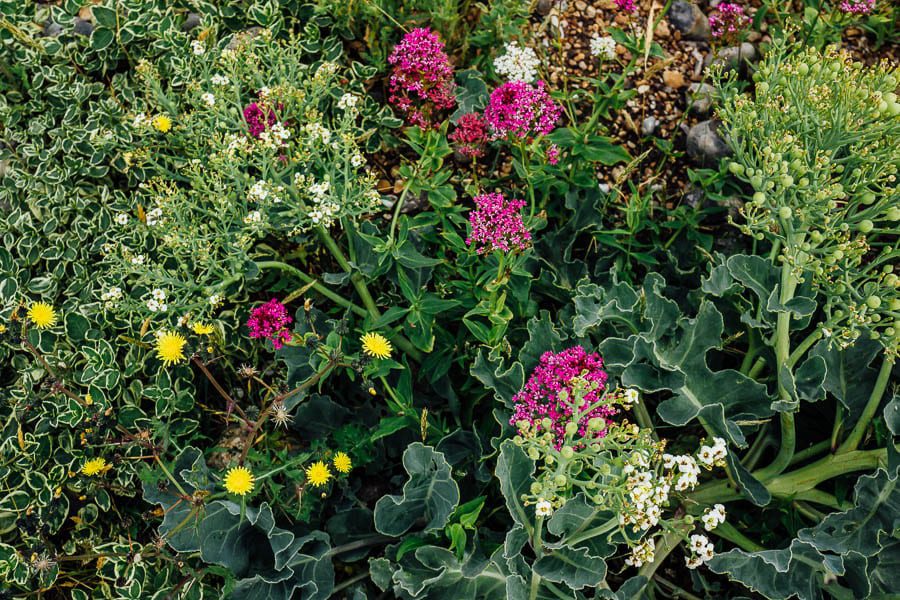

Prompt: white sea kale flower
xmin=493 ymin=41 xmax=540 ymax=83
xmin=701 ymin=503 xmax=727 ymax=531
xmin=624 ymin=537 xmax=656 ymax=567
xmin=590 ymin=35 xmax=617 ymax=61
xmin=535 ymin=498 xmax=553 ymax=518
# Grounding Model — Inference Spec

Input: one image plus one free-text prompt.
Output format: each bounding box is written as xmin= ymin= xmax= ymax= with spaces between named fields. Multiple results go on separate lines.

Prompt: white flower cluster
xmin=116 ymin=213 xmax=130 ymax=226
xmin=146 ymin=207 xmax=163 ymax=226
xmin=701 ymin=503 xmax=726 ymax=531
xmin=590 ymin=35 xmax=617 ymax=61
xmin=259 ymin=122 xmax=291 ymax=146
xmin=201 ymin=92 xmax=216 ymax=107
xmin=494 ymin=41 xmax=540 ymax=83
xmin=304 ymin=122 xmax=332 ymax=145
xmin=147 ymin=288 xmax=168 ymax=313
xmin=208 ymin=294 xmax=223 ymax=307
xmin=535 ymin=498 xmax=553 ymax=518
xmin=101 ymin=286 xmax=123 ymax=309
xmin=338 ymin=93 xmax=359 ymax=112
xmin=191 ymin=40 xmax=205 ymax=56
xmin=625 ymin=537 xmax=655 ymax=568
xmin=131 ymin=113 xmax=150 ymax=129
xmin=243 ymin=210 xmax=263 ymax=224
xmin=211 ymin=74 xmax=230 ymax=86
xmin=247 ymin=180 xmax=284 ymax=204
xmin=686 ymin=534 xmax=715 ymax=569
xmin=623 ymin=388 xmax=639 ymax=405
xmin=621 ymin=462 xmax=670 ymax=532
xmin=697 ymin=437 xmax=728 ymax=469
xmin=130 ymin=254 xmax=146 ymax=266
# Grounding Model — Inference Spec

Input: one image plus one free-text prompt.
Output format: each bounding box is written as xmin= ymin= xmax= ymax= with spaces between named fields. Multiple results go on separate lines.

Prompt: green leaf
xmin=534 ymin=545 xmax=606 ymax=590
xmin=91 ymin=27 xmax=115 ymax=51
xmin=374 ymin=443 xmax=460 ymax=536
xmin=92 ymin=6 xmax=117 ymax=28
xmin=496 ymin=441 xmax=535 ymax=533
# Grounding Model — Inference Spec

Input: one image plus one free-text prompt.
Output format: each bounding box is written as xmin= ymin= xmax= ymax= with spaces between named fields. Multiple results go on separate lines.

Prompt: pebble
xmin=575 ymin=0 xmax=587 ymax=10
xmin=642 ymin=116 xmax=660 ymax=136
xmin=686 ymin=120 xmax=733 ymax=166
xmin=668 ymin=2 xmax=710 ymax=41
xmin=536 ymin=0 xmax=554 ymax=16
xmin=663 ymin=70 xmax=686 ymax=89
xmin=181 ymin=13 xmax=202 ymax=32
xmin=42 ymin=19 xmax=62 ymax=37
xmin=73 ymin=18 xmax=93 ymax=36
xmin=704 ymin=43 xmax=758 ymax=76
xmin=687 ymin=82 xmax=715 ymax=116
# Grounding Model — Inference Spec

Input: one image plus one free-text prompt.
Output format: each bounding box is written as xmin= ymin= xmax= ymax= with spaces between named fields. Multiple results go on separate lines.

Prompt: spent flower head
xmin=449 ymin=113 xmax=489 ymax=159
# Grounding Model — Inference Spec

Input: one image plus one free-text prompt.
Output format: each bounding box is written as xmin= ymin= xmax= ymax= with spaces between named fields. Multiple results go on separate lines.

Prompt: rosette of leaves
xmin=715 ymin=37 xmax=899 ymax=352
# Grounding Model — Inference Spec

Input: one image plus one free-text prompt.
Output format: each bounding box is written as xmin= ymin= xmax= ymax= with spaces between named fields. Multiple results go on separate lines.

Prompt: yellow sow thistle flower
xmin=155 ymin=331 xmax=187 ymax=366
xmin=360 ymin=332 xmax=392 ymax=359
xmin=192 ymin=322 xmax=214 ymax=335
xmin=152 ymin=114 xmax=172 ymax=133
xmin=223 ymin=466 xmax=255 ymax=496
xmin=333 ymin=452 xmax=352 ymax=474
xmin=305 ymin=461 xmax=332 ymax=487
xmin=27 ymin=302 xmax=57 ymax=329
xmin=81 ymin=457 xmax=110 ymax=476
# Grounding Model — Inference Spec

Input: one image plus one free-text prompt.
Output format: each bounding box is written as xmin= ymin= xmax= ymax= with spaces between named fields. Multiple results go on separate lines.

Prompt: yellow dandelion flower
xmin=155 ymin=331 xmax=187 ymax=366
xmin=27 ymin=302 xmax=57 ymax=329
xmin=0 ymin=323 xmax=7 ymax=333
xmin=305 ymin=461 xmax=332 ymax=487
xmin=360 ymin=332 xmax=392 ymax=359
xmin=84 ymin=394 xmax=93 ymax=405
xmin=192 ymin=322 xmax=214 ymax=335
xmin=223 ymin=466 xmax=255 ymax=496
xmin=333 ymin=452 xmax=352 ymax=474
xmin=152 ymin=114 xmax=172 ymax=133
xmin=81 ymin=457 xmax=109 ymax=476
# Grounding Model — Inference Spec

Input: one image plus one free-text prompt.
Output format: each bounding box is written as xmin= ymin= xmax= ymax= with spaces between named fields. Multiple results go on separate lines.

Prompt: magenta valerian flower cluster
xmin=247 ymin=298 xmax=293 ymax=349
xmin=708 ymin=3 xmax=751 ymax=40
xmin=243 ymin=101 xmax=279 ymax=138
xmin=838 ymin=0 xmax=875 ymax=15
xmin=615 ymin=0 xmax=638 ymax=13
xmin=484 ymin=80 xmax=562 ymax=140
xmin=449 ymin=112 xmax=489 ymax=159
xmin=546 ymin=143 xmax=560 ymax=166
xmin=510 ymin=346 xmax=617 ymax=448
xmin=466 ymin=192 xmax=531 ymax=254
xmin=387 ymin=28 xmax=457 ymax=129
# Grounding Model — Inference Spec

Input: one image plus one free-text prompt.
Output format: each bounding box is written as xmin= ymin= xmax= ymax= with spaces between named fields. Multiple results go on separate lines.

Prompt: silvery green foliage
xmin=708 ymin=466 xmax=900 ymax=600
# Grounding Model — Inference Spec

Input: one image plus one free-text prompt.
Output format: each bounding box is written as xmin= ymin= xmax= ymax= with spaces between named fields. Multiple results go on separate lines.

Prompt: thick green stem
xmin=255 ymin=261 xmax=367 ymax=317
xmin=529 ymin=517 xmax=544 ymax=600
xmin=789 ymin=440 xmax=830 ymax=466
xmin=837 ymin=355 xmax=894 ymax=454
xmin=712 ymin=521 xmax=764 ymax=552
xmin=316 ymin=226 xmax=381 ymax=318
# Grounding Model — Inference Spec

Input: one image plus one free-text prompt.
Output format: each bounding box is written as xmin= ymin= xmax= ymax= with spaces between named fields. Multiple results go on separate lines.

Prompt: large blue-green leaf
xmin=496 ymin=440 xmax=536 ymax=533
xmin=374 ymin=443 xmax=460 ymax=536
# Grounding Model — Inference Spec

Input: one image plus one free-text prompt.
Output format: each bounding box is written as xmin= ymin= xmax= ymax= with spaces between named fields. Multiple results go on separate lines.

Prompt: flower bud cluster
xmin=718 ymin=40 xmax=899 ymax=354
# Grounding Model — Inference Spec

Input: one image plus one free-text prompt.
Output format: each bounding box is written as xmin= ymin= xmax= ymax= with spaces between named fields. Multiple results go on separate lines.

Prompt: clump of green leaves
xmin=717 ymin=39 xmax=899 ymax=352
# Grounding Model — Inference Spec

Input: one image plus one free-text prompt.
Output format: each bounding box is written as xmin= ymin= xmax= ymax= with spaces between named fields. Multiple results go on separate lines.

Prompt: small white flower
xmin=623 ymin=388 xmax=639 ymax=404
xmin=211 ymin=74 xmax=230 ymax=86
xmin=689 ymin=534 xmax=709 ymax=553
xmin=146 ymin=207 xmax=163 ymax=226
xmin=208 ymin=294 xmax=222 ymax=306
xmin=350 ymin=153 xmax=366 ymax=168
xmin=338 ymin=93 xmax=359 ymax=111
xmin=535 ymin=499 xmax=553 ymax=518
xmin=590 ymin=35 xmax=617 ymax=61
xmin=151 ymin=288 xmax=167 ymax=301
xmin=116 ymin=213 xmax=129 ymax=225
xmin=685 ymin=555 xmax=703 ymax=569
xmin=201 ymin=92 xmax=216 ymax=107
xmin=191 ymin=40 xmax=205 ymax=55
xmin=130 ymin=254 xmax=146 ymax=266
xmin=493 ymin=41 xmax=540 ymax=83
xmin=244 ymin=210 xmax=262 ymax=224
xmin=258 ymin=86 xmax=271 ymax=100
xmin=132 ymin=113 xmax=149 ymax=128
xmin=146 ymin=298 xmax=160 ymax=312
xmin=662 ymin=453 xmax=676 ymax=469
xmin=698 ymin=445 xmax=715 ymax=466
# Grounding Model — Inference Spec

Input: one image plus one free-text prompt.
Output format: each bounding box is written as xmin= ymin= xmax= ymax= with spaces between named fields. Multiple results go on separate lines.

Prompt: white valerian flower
xmin=211 ymin=74 xmax=230 ymax=86
xmin=493 ymin=41 xmax=540 ymax=83
xmin=535 ymin=498 xmax=553 ymax=518
xmin=146 ymin=207 xmax=163 ymax=226
xmin=350 ymin=153 xmax=366 ymax=168
xmin=338 ymin=93 xmax=359 ymax=111
xmin=191 ymin=40 xmax=205 ymax=55
xmin=116 ymin=213 xmax=130 ymax=225
xmin=201 ymin=92 xmax=215 ymax=107
xmin=685 ymin=555 xmax=704 ymax=569
xmin=590 ymin=35 xmax=617 ymax=61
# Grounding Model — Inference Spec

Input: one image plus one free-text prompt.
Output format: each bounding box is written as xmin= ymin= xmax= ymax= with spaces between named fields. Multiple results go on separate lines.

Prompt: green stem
xmin=837 ymin=354 xmax=894 ymax=454
xmin=787 ymin=328 xmax=823 ymax=368
xmin=712 ymin=521 xmax=764 ymax=552
xmin=528 ymin=517 xmax=544 ymax=600
xmin=793 ymin=501 xmax=827 ymax=522
xmin=632 ymin=399 xmax=657 ymax=440
xmin=387 ymin=175 xmax=416 ymax=245
xmin=564 ymin=516 xmax=619 ymax=546
xmin=255 ymin=261 xmax=367 ymax=317
xmin=789 ymin=440 xmax=830 ymax=466
xmin=316 ymin=226 xmax=381 ymax=318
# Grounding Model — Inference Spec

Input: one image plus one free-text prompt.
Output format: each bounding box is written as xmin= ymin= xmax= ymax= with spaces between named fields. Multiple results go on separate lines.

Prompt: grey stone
xmin=683 ymin=187 xmax=706 ymax=209
xmin=687 ymin=82 xmax=716 ymax=116
xmin=686 ymin=119 xmax=732 ymax=166
xmin=641 ymin=116 xmax=660 ymax=136
xmin=226 ymin=27 xmax=263 ymax=51
xmin=668 ymin=2 xmax=710 ymax=41
xmin=181 ymin=13 xmax=202 ymax=32
xmin=73 ymin=18 xmax=93 ymax=36
xmin=536 ymin=0 xmax=554 ymax=15
xmin=704 ymin=43 xmax=758 ymax=76
xmin=42 ymin=19 xmax=62 ymax=38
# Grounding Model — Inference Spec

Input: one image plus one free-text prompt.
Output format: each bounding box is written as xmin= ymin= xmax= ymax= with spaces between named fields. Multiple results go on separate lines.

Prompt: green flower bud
xmin=528 ymin=447 xmax=540 ymax=460
xmin=561 ymin=446 xmax=575 ymax=459
xmin=861 ymin=192 xmax=876 ymax=205
xmin=728 ymin=162 xmax=745 ymax=176
xmin=858 ymin=220 xmax=874 ymax=234
xmin=797 ymin=63 xmax=809 ymax=76
xmin=810 ymin=231 xmax=823 ymax=243
xmin=866 ymin=296 xmax=882 ymax=310
xmin=887 ymin=207 xmax=900 ymax=221
xmin=781 ymin=175 xmax=794 ymax=187
xmin=750 ymin=175 xmax=763 ymax=190
xmin=541 ymin=418 xmax=552 ymax=431
xmin=752 ymin=192 xmax=766 ymax=205
xmin=778 ymin=206 xmax=793 ymax=220
xmin=530 ymin=482 xmax=543 ymax=494
xmin=565 ymin=422 xmax=578 ymax=436
xmin=554 ymin=474 xmax=567 ymax=487
xmin=684 ymin=515 xmax=695 ymax=525
xmin=756 ymin=81 xmax=769 ymax=94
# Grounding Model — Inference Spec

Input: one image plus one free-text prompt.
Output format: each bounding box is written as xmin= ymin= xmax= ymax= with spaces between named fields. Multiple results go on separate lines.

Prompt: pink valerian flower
xmin=243 ymin=102 xmax=278 ymax=138
xmin=247 ymin=299 xmax=293 ymax=349
xmin=546 ymin=144 xmax=560 ymax=165
xmin=615 ymin=0 xmax=638 ymax=13
xmin=449 ymin=113 xmax=489 ymax=159
xmin=708 ymin=3 xmax=751 ymax=40
xmin=466 ymin=193 xmax=531 ymax=254
xmin=387 ymin=28 xmax=457 ymax=129
xmin=839 ymin=0 xmax=874 ymax=14
xmin=510 ymin=347 xmax=616 ymax=448
xmin=484 ymin=80 xmax=563 ymax=140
